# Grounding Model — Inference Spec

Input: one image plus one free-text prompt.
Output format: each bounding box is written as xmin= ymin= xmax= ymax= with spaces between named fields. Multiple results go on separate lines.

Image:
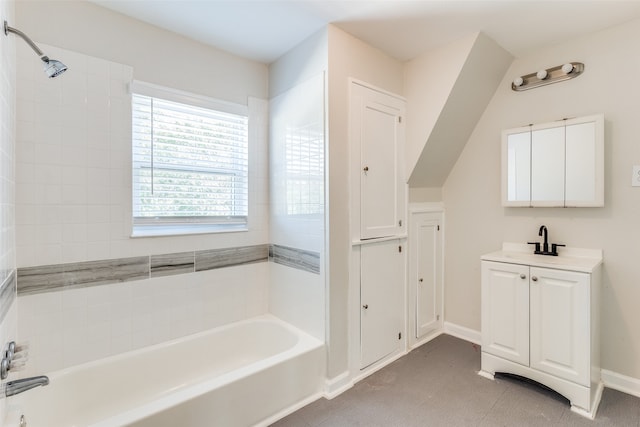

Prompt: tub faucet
xmin=4 ymin=375 xmax=49 ymax=397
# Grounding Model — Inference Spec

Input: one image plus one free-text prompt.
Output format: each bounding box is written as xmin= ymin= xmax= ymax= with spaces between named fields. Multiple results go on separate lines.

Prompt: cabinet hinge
xmin=437 ymin=315 xmax=440 ymax=321
xmin=437 ymin=225 xmax=440 ymax=231
xmin=398 ymin=219 xmax=402 ymax=227
xmin=398 ymin=116 xmax=402 ymax=123
xmin=398 ymin=332 xmax=402 ymax=340
xmin=398 ymin=245 xmax=402 ymax=253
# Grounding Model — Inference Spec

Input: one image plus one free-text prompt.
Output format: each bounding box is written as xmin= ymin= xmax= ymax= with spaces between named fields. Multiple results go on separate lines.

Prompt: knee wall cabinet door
xmin=360 ymin=240 xmax=404 ymax=369
xmin=410 ymin=211 xmax=443 ymax=340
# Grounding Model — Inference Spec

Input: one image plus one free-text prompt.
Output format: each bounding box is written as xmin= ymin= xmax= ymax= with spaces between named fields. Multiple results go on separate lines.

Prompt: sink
xmin=481 ymin=243 xmax=603 ymax=273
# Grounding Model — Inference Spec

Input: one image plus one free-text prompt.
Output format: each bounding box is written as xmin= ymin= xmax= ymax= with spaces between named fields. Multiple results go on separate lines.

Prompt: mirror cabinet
xmin=502 ymin=114 xmax=604 ymax=207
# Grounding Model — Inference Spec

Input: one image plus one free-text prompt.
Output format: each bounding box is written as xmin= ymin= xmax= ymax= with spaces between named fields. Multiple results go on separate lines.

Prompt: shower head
xmin=3 ymin=20 xmax=68 ymax=78
xmin=43 ymin=58 xmax=68 ymax=78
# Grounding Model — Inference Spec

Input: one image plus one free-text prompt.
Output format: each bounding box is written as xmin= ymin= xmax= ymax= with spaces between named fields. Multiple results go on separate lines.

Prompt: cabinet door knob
xmin=363 ymin=166 xmax=369 ymax=172
xmin=532 ymin=276 xmax=538 ymax=282
xmin=362 ymin=304 xmax=369 ymax=309
xmin=419 ymin=278 xmax=424 ymax=283
xmin=520 ymin=274 xmax=526 ymax=280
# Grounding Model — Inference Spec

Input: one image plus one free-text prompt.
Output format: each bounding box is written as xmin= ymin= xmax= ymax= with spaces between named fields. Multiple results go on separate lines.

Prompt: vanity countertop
xmin=481 ymin=242 xmax=603 ymax=273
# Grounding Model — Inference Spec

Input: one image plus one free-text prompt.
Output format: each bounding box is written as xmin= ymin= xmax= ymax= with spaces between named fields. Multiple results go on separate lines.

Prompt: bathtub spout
xmin=4 ymin=375 xmax=49 ymax=397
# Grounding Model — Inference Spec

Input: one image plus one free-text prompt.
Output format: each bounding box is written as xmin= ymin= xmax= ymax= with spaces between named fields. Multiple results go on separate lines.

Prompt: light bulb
xmin=562 ymin=63 xmax=574 ymax=74
xmin=513 ymin=77 xmax=524 ymax=87
xmin=536 ymin=70 xmax=548 ymax=80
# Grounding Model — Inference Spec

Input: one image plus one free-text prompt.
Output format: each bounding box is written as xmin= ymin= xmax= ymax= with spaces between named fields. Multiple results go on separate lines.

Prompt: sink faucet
xmin=528 ymin=225 xmax=565 ymax=256
xmin=4 ymin=375 xmax=49 ymax=397
xmin=539 ymin=225 xmax=549 ymax=253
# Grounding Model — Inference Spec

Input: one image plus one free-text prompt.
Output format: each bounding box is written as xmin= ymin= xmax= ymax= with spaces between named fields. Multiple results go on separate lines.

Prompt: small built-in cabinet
xmin=350 ymin=81 xmax=408 ymax=376
xmin=409 ymin=207 xmax=443 ymax=343
xmin=351 ymin=82 xmax=406 ymax=239
xmin=360 ymin=239 xmax=404 ymax=369
xmin=480 ymin=245 xmax=602 ymax=419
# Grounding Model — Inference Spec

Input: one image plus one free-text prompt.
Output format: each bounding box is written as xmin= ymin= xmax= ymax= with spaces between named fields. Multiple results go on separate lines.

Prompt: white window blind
xmin=131 ymin=82 xmax=248 ymax=235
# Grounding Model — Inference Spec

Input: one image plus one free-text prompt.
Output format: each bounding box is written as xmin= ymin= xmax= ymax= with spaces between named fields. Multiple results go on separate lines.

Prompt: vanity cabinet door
xmin=481 ymin=261 xmax=530 ymax=366
xmin=529 ymin=267 xmax=590 ymax=386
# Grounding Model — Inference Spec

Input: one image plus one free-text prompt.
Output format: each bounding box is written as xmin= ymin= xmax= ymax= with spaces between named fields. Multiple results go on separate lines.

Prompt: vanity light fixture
xmin=511 ymin=62 xmax=584 ymax=91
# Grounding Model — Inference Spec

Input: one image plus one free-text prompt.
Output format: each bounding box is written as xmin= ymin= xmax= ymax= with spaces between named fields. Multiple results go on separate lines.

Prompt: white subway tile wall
xmin=268 ymin=73 xmax=326 ymax=339
xmin=16 ymin=43 xmax=133 ymax=267
xmin=269 ymin=73 xmax=325 ymax=254
xmin=18 ymin=262 xmax=268 ymax=375
xmin=16 ymin=45 xmax=269 ymax=267
xmin=0 ymin=0 xmax=17 ymax=423
xmin=14 ymin=45 xmax=271 ymax=374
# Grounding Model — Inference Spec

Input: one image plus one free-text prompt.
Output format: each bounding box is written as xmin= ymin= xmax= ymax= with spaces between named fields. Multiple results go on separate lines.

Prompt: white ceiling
xmin=92 ymin=1 xmax=640 ymax=63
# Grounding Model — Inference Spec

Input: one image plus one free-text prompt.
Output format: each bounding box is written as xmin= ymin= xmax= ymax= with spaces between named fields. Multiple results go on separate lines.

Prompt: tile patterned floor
xmin=272 ymin=335 xmax=640 ymax=426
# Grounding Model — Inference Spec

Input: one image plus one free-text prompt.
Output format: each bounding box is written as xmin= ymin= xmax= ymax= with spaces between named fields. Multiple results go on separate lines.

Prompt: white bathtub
xmin=5 ymin=315 xmax=325 ymax=427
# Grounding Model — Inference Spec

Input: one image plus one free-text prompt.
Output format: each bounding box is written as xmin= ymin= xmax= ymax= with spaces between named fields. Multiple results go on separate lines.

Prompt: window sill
xmin=131 ymin=224 xmax=248 ymax=238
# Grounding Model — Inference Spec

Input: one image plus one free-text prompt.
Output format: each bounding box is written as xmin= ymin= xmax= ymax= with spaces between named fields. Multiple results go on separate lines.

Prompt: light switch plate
xmin=633 ymin=165 xmax=640 ymax=187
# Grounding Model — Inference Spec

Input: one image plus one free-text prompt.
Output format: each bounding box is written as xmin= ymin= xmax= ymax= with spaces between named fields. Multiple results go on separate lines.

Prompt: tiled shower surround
xmin=14 ymin=43 xmax=326 ymax=378
xmin=17 ymin=244 xmax=320 ymax=375
xmin=17 ymin=244 xmax=319 ymax=295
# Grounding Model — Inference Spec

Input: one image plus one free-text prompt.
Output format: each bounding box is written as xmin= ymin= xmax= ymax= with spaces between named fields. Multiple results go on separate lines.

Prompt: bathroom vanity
xmin=479 ymin=243 xmax=603 ymax=419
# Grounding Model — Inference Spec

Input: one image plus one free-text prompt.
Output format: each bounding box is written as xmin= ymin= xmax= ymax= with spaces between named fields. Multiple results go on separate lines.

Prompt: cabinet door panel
xmin=361 ymin=240 xmax=404 ymax=369
xmin=565 ymin=115 xmax=604 ymax=207
xmin=352 ymin=83 xmax=405 ymax=240
xmin=504 ymin=130 xmax=531 ymax=205
xmin=530 ymin=267 xmax=590 ymax=386
xmin=531 ymin=125 xmax=565 ymax=205
xmin=415 ymin=217 xmax=441 ymax=338
xmin=481 ymin=261 xmax=530 ymax=366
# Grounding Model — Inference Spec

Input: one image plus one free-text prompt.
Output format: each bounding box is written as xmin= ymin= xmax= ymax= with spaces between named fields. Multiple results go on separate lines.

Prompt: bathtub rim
xmin=6 ymin=314 xmax=325 ymax=427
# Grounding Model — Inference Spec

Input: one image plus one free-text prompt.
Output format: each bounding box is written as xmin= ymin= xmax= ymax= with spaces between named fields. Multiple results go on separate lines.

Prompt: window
xmin=131 ymin=81 xmax=249 ymax=236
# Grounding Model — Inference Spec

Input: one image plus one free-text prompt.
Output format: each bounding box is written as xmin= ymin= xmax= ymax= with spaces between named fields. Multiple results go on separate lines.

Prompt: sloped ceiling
xmin=406 ymin=33 xmax=512 ymax=187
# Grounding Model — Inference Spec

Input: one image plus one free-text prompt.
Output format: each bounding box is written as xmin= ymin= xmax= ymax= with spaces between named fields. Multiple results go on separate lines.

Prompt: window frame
xmin=130 ymin=81 xmax=250 ymax=237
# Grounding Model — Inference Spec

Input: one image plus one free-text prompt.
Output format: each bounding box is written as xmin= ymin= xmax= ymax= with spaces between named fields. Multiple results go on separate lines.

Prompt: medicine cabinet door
xmin=531 ymin=123 xmax=565 ymax=206
xmin=564 ymin=115 xmax=604 ymax=207
xmin=503 ymin=128 xmax=531 ymax=206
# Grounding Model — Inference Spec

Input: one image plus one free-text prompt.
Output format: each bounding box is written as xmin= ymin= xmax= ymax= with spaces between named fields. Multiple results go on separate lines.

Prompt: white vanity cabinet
xmin=480 ymin=245 xmax=602 ymax=419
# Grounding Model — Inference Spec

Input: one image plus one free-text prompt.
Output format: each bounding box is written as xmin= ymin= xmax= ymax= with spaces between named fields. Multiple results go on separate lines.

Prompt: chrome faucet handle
xmin=0 ymin=358 xmax=8 ymax=380
xmin=5 ymin=341 xmax=15 ymax=362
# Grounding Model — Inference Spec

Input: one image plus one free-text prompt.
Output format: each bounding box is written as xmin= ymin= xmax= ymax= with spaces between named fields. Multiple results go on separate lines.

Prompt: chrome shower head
xmin=4 ymin=20 xmax=68 ymax=78
xmin=43 ymin=57 xmax=68 ymax=78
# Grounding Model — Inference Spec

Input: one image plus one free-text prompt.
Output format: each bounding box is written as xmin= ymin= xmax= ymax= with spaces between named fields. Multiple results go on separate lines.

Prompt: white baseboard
xmin=410 ymin=328 xmax=444 ymax=350
xmin=601 ymin=369 xmax=640 ymax=399
xmin=324 ymin=371 xmax=353 ymax=399
xmin=256 ymin=392 xmax=324 ymax=427
xmin=444 ymin=321 xmax=481 ymax=345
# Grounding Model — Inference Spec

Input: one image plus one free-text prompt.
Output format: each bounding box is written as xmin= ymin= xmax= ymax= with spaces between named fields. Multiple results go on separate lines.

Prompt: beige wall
xmin=16 ymin=1 xmax=268 ymax=105
xmin=269 ymin=29 xmax=328 ymax=98
xmin=443 ymin=19 xmax=640 ymax=379
xmin=326 ymin=25 xmax=404 ymax=379
xmin=404 ymin=33 xmax=477 ymax=179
